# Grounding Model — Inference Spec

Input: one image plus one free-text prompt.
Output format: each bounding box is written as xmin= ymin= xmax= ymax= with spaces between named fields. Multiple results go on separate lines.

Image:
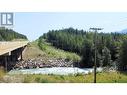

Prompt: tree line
xmin=39 ymin=27 xmax=127 ymax=70
xmin=0 ymin=27 xmax=27 ymax=41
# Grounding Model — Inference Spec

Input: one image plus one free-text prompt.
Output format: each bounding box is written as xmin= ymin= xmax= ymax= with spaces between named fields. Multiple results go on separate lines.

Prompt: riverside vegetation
xmin=22 ymin=72 xmax=127 ymax=83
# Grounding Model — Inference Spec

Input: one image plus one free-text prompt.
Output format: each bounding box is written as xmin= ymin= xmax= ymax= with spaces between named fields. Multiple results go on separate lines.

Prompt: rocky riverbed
xmin=13 ymin=58 xmax=75 ymax=70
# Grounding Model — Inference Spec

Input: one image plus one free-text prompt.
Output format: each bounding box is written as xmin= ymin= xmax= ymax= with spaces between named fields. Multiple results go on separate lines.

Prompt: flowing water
xmin=9 ymin=67 xmax=102 ymax=75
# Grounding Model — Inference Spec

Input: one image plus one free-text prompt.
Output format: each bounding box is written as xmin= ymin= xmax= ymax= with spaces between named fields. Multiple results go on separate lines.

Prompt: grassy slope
xmin=22 ymin=40 xmax=47 ymax=60
xmin=23 ymin=40 xmax=81 ymax=62
xmin=38 ymin=39 xmax=81 ymax=62
xmin=23 ymin=72 xmax=127 ymax=83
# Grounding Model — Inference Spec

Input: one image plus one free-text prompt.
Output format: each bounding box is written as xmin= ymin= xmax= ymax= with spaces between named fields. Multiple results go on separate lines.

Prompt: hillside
xmin=39 ymin=27 xmax=127 ymax=68
xmin=0 ymin=27 xmax=27 ymax=41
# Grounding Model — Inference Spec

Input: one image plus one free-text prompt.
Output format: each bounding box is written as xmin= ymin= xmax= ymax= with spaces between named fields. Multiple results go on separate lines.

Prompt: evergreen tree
xmin=0 ymin=27 xmax=27 ymax=41
xmin=102 ymin=47 xmax=112 ymax=66
xmin=80 ymin=39 xmax=94 ymax=68
xmin=119 ymin=40 xmax=127 ymax=70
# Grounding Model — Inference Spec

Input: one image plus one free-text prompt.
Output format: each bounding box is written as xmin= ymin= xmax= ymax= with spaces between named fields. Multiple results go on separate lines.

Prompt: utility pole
xmin=89 ymin=28 xmax=103 ymax=83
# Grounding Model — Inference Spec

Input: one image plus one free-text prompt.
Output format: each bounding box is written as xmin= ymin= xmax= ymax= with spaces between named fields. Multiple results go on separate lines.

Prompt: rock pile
xmin=13 ymin=58 xmax=74 ymax=70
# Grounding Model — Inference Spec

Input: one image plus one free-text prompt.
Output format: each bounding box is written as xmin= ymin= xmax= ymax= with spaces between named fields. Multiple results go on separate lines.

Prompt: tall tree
xmin=119 ymin=40 xmax=127 ymax=70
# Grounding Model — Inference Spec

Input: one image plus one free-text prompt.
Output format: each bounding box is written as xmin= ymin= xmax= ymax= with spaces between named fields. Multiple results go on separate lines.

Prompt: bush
xmin=40 ymin=79 xmax=49 ymax=83
xmin=60 ymin=75 xmax=65 ymax=80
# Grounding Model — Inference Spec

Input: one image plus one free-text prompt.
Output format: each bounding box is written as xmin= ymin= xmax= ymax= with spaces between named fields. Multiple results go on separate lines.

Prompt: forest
xmin=0 ymin=27 xmax=27 ymax=41
xmin=39 ymin=27 xmax=127 ymax=70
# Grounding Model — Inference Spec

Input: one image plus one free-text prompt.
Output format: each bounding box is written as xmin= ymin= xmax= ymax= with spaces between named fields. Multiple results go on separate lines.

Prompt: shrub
xmin=40 ymin=79 xmax=49 ymax=83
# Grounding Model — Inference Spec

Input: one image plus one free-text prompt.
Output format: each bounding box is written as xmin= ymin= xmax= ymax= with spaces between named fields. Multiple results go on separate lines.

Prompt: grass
xmin=38 ymin=39 xmax=81 ymax=62
xmin=1 ymin=70 xmax=127 ymax=83
xmin=22 ymin=71 xmax=127 ymax=83
xmin=0 ymin=69 xmax=5 ymax=79
xmin=22 ymin=40 xmax=48 ymax=60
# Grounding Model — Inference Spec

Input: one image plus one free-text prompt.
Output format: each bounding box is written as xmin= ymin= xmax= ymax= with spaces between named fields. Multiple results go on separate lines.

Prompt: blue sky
xmin=13 ymin=12 xmax=127 ymax=41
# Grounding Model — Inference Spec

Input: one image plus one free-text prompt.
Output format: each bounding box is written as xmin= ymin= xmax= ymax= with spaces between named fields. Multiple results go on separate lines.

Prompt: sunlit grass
xmin=22 ymin=71 xmax=127 ymax=83
xmin=38 ymin=39 xmax=81 ymax=62
xmin=1 ymin=71 xmax=127 ymax=83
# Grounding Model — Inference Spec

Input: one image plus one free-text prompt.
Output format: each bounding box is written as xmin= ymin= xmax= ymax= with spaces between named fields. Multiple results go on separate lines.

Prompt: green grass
xmin=22 ymin=71 xmax=127 ymax=83
xmin=38 ymin=39 xmax=81 ymax=62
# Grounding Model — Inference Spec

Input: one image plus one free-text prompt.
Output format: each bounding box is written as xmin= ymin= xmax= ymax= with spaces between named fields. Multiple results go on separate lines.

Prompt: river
xmin=8 ymin=67 xmax=103 ymax=75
